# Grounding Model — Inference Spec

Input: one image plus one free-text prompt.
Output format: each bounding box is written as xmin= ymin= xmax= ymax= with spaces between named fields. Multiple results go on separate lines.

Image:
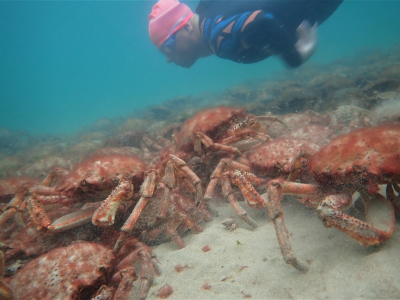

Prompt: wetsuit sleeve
xmin=200 ymin=9 xmax=304 ymax=67
xmin=242 ymin=12 xmax=303 ymax=68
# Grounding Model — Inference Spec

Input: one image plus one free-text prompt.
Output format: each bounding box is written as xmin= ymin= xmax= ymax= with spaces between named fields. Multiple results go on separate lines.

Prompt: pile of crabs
xmin=0 ymin=105 xmax=399 ymax=299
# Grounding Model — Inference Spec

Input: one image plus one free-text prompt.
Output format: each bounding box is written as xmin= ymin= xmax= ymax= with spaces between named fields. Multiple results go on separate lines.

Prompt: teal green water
xmin=1 ymin=0 xmax=399 ymax=135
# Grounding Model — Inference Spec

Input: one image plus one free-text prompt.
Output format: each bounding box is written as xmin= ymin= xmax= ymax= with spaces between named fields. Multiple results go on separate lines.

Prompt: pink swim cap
xmin=149 ymin=0 xmax=194 ymax=48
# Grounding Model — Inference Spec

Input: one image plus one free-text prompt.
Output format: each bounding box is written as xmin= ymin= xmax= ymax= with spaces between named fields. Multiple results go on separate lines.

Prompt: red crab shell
xmin=176 ymin=106 xmax=245 ymax=153
xmin=56 ymin=153 xmax=146 ymax=197
xmin=6 ymin=242 xmax=115 ymax=300
xmin=308 ymin=123 xmax=400 ymax=193
xmin=248 ymin=138 xmax=320 ymax=178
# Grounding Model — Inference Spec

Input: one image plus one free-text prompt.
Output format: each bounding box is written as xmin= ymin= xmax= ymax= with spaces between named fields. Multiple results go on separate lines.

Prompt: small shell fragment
xmin=222 ymin=218 xmax=238 ymax=231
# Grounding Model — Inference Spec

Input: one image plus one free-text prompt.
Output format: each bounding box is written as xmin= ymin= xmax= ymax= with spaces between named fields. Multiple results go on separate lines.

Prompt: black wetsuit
xmin=196 ymin=0 xmax=343 ymax=67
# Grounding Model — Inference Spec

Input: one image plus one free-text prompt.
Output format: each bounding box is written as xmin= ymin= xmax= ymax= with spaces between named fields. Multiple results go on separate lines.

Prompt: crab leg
xmin=233 ymin=175 xmax=310 ymax=272
xmin=166 ymin=223 xmax=185 ymax=249
xmin=194 ymin=131 xmax=241 ymax=156
xmin=48 ymin=204 xmax=101 ymax=232
xmin=115 ymin=170 xmax=158 ymax=253
xmin=205 ymin=158 xmax=251 ymax=201
xmin=317 ymin=192 xmax=395 ymax=246
xmin=113 ymin=239 xmax=160 ymax=300
xmin=142 ymin=134 xmax=163 ymax=151
xmin=221 ymin=173 xmax=259 ymax=228
xmin=172 ymin=192 xmax=205 ymax=233
xmin=220 ymin=129 xmax=272 ymax=145
xmin=148 ymin=183 xmax=171 ymax=227
xmin=264 ymin=179 xmax=310 ymax=272
xmin=0 ymin=175 xmax=56 ymax=227
xmin=169 ymin=154 xmax=203 ymax=206
xmin=34 ymin=192 xmax=71 ymax=206
xmin=146 ymin=162 xmax=176 ymax=228
xmin=113 ymin=268 xmax=137 ymax=300
xmin=137 ymin=248 xmax=156 ymax=300
xmin=0 ymin=191 xmax=26 ymax=227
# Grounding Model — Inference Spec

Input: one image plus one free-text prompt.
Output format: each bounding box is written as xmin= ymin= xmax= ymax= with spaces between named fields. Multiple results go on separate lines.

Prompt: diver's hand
xmin=295 ymin=20 xmax=318 ymax=63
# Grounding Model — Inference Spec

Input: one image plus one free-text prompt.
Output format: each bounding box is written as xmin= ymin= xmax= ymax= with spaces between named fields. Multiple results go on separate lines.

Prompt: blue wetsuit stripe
xmin=197 ymin=0 xmax=343 ymax=67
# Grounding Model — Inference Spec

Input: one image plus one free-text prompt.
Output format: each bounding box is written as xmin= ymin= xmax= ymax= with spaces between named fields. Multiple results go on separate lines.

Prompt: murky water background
xmin=1 ymin=0 xmax=399 ymax=135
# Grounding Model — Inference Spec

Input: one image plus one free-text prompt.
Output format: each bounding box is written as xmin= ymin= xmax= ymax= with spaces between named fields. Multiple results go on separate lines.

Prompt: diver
xmin=149 ymin=0 xmax=343 ymax=68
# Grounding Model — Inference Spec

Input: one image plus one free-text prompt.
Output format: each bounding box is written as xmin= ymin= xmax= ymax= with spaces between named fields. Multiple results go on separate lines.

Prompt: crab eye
xmin=81 ymin=179 xmax=87 ymax=186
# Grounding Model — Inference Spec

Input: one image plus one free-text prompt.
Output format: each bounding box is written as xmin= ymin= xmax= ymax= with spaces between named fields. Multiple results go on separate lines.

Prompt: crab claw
xmin=92 ymin=179 xmax=134 ymax=227
xmin=317 ymin=192 xmax=395 ymax=246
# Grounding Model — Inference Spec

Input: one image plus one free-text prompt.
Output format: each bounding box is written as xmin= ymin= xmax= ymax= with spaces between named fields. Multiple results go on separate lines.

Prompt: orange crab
xmin=229 ymin=123 xmax=399 ymax=272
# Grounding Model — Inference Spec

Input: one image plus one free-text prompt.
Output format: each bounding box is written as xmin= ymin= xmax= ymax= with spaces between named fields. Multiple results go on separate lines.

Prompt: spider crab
xmin=205 ymin=136 xmax=321 ymax=229
xmin=228 ymin=123 xmax=399 ymax=272
xmin=6 ymin=239 xmax=160 ymax=300
xmin=0 ymin=151 xmax=202 ymax=253
xmin=0 ymin=106 xmax=283 ymax=254
xmin=135 ymin=106 xmax=276 ymax=248
xmin=0 ymin=154 xmax=150 ymax=246
xmin=174 ymin=105 xmax=285 ymax=187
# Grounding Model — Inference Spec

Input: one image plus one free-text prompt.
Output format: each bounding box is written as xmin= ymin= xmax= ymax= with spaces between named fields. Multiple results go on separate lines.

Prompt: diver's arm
xmin=241 ymin=13 xmax=315 ymax=68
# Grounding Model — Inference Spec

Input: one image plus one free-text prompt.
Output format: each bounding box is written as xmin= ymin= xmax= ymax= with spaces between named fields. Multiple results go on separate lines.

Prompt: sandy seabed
xmin=139 ymin=193 xmax=400 ymax=300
